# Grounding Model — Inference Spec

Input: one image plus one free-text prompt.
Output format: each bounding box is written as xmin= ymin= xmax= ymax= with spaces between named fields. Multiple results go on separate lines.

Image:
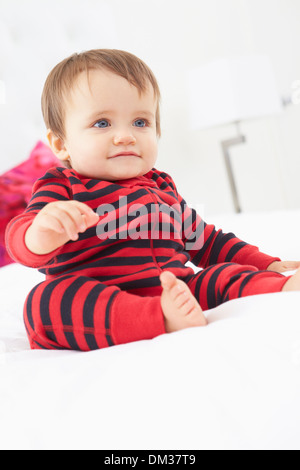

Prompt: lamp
xmin=187 ymin=55 xmax=283 ymax=213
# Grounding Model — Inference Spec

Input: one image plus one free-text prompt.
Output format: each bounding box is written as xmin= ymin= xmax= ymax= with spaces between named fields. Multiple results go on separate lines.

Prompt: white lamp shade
xmin=187 ymin=55 xmax=283 ymax=130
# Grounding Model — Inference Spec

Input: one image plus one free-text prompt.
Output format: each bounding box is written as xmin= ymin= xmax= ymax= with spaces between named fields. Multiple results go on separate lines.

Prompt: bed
xmin=1 ymin=209 xmax=300 ymax=450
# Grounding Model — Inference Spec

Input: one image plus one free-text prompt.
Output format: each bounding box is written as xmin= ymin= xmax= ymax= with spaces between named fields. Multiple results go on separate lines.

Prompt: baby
xmin=5 ymin=49 xmax=300 ymax=351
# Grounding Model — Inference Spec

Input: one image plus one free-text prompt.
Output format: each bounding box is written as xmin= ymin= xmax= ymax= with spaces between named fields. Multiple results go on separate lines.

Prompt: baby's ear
xmin=46 ymin=129 xmax=70 ymax=162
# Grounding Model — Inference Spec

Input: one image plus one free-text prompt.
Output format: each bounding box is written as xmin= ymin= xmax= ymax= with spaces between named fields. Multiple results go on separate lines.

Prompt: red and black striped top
xmin=6 ymin=166 xmax=279 ymax=296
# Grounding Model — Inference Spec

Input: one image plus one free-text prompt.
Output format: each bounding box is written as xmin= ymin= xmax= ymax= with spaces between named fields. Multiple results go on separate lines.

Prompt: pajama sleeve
xmin=164 ymin=173 xmax=281 ymax=271
xmin=5 ymin=168 xmax=72 ymax=268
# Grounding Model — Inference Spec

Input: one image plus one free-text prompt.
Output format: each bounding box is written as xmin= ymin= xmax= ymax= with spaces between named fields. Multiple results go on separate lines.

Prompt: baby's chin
xmin=97 ymin=165 xmax=152 ymax=181
xmin=74 ymin=168 xmax=146 ymax=181
xmin=104 ymin=170 xmax=146 ymax=182
xmin=70 ymin=158 xmax=154 ymax=181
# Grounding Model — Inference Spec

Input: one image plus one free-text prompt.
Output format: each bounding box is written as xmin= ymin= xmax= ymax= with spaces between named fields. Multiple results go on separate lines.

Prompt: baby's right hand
xmin=25 ymin=200 xmax=100 ymax=255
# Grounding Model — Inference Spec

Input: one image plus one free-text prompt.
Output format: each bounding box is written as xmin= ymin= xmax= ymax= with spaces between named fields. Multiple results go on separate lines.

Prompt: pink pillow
xmin=0 ymin=141 xmax=59 ymax=267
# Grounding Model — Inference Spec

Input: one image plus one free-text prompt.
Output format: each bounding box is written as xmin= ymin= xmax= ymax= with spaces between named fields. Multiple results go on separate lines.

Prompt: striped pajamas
xmin=6 ymin=166 xmax=288 ymax=351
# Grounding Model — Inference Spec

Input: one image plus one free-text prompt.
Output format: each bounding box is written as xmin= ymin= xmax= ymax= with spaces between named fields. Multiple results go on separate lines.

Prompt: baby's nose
xmin=113 ymin=132 xmax=136 ymax=146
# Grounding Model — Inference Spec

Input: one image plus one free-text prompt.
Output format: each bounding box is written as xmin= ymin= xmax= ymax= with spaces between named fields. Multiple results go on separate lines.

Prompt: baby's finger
xmin=71 ymin=201 xmax=99 ymax=218
xmin=54 ymin=209 xmax=82 ymax=241
xmin=288 ymin=261 xmax=300 ymax=269
xmin=70 ymin=201 xmax=99 ymax=228
xmin=61 ymin=204 xmax=89 ymax=233
xmin=85 ymin=211 xmax=100 ymax=228
xmin=278 ymin=261 xmax=300 ymax=272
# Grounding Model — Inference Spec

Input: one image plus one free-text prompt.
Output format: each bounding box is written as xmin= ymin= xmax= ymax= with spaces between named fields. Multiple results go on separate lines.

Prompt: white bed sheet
xmin=1 ymin=210 xmax=300 ymax=450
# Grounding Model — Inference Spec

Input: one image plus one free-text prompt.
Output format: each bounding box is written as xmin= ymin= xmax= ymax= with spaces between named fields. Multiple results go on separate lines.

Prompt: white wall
xmin=0 ymin=0 xmax=300 ymax=216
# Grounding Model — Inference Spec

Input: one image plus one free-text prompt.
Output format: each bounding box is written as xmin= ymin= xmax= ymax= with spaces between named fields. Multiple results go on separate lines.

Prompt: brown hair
xmin=41 ymin=49 xmax=161 ymax=141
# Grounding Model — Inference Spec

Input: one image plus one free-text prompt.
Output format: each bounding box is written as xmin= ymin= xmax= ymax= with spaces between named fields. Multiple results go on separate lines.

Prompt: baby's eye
xmin=94 ymin=119 xmax=110 ymax=128
xmin=133 ymin=119 xmax=148 ymax=128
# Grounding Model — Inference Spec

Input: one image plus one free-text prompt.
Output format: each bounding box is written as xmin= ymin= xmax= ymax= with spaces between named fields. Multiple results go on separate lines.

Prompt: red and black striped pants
xmin=24 ymin=263 xmax=289 ymax=351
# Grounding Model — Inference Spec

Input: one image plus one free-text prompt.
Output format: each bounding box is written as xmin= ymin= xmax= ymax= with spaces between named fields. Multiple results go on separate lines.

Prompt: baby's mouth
xmin=109 ymin=152 xmax=141 ymax=159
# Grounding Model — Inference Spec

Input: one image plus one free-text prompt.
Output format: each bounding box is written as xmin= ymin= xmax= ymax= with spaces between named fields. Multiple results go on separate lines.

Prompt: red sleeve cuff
xmin=5 ymin=216 xmax=63 ymax=268
xmin=231 ymin=244 xmax=281 ymax=270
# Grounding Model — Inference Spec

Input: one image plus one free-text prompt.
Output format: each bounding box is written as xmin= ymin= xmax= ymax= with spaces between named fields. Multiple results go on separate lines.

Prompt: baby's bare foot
xmin=282 ymin=267 xmax=300 ymax=292
xmin=160 ymin=271 xmax=207 ymax=333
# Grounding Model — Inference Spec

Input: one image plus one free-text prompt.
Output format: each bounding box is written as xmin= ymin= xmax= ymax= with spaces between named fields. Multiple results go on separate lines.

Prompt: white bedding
xmin=1 ymin=210 xmax=300 ymax=450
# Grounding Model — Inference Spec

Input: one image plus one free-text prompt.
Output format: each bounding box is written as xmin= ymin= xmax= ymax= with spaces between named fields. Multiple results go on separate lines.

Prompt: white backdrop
xmin=1 ymin=0 xmax=300 ymax=215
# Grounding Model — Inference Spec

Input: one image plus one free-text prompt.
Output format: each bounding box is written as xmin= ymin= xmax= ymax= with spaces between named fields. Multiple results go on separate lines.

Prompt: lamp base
xmin=221 ymin=122 xmax=246 ymax=213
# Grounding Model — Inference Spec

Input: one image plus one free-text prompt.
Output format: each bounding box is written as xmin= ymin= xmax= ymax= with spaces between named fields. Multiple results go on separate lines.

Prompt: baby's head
xmin=42 ymin=49 xmax=161 ymax=181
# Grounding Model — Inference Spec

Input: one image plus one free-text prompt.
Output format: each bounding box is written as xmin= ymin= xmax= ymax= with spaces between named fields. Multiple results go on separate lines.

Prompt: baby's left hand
xmin=267 ymin=260 xmax=300 ymax=273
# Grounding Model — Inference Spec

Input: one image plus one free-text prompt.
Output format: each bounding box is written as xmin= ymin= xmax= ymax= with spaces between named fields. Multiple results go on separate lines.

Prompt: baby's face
xmin=54 ymin=69 xmax=158 ymax=181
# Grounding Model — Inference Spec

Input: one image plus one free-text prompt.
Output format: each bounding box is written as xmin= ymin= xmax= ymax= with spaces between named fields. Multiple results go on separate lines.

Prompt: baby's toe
xmin=160 ymin=271 xmax=177 ymax=291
